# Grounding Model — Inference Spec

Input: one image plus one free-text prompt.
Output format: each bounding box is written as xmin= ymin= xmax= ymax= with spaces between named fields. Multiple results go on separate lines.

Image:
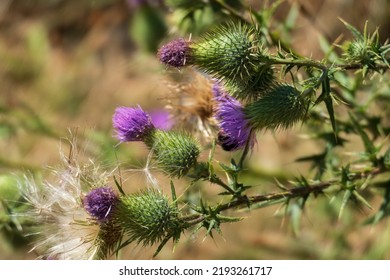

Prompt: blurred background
xmin=0 ymin=0 xmax=390 ymax=259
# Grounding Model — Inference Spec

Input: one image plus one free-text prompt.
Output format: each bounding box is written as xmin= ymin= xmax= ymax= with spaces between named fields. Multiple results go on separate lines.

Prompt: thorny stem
xmin=214 ymin=0 xmax=390 ymax=73
xmin=192 ymin=161 xmax=237 ymax=195
xmin=209 ymin=174 xmax=236 ymax=195
xmin=181 ymin=166 xmax=385 ymax=227
xmin=265 ymin=57 xmax=328 ymax=72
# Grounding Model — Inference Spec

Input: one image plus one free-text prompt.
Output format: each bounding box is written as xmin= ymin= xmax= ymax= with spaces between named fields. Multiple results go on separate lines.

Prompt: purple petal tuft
xmin=84 ymin=187 xmax=118 ymax=222
xmin=214 ymin=83 xmax=254 ymax=151
xmin=113 ymin=106 xmax=155 ymax=142
xmin=158 ymin=38 xmax=190 ymax=68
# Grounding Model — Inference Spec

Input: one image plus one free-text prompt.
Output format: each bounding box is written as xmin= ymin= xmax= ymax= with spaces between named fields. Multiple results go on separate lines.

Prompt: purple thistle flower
xmin=83 ymin=187 xmax=118 ymax=222
xmin=213 ymin=83 xmax=254 ymax=151
xmin=113 ymin=106 xmax=155 ymax=142
xmin=158 ymin=38 xmax=190 ymax=68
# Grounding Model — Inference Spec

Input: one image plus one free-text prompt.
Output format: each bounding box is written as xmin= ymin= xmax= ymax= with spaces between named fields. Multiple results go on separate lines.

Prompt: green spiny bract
xmin=144 ymin=130 xmax=200 ymax=178
xmin=190 ymin=23 xmax=260 ymax=87
xmin=346 ymin=39 xmax=382 ymax=70
xmin=226 ymin=65 xmax=277 ymax=102
xmin=244 ymin=84 xmax=308 ymax=130
xmin=94 ymin=220 xmax=123 ymax=260
xmin=341 ymin=20 xmax=388 ymax=72
xmin=114 ymin=190 xmax=183 ymax=247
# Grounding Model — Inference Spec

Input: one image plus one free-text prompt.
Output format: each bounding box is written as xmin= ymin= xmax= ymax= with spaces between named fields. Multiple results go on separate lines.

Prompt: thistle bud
xmin=114 ymin=190 xmax=182 ymax=246
xmin=158 ymin=38 xmax=190 ymax=68
xmin=83 ymin=186 xmax=119 ymax=222
xmin=228 ymin=66 xmax=277 ymax=102
xmin=346 ymin=39 xmax=380 ymax=69
xmin=244 ymin=84 xmax=307 ymax=130
xmin=190 ymin=23 xmax=257 ymax=85
xmin=144 ymin=130 xmax=200 ymax=177
xmin=213 ymin=83 xmax=254 ymax=151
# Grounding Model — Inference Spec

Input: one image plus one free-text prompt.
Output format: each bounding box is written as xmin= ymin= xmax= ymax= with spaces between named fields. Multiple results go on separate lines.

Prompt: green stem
xmin=266 ymin=57 xmax=328 ymax=71
xmin=209 ymin=174 xmax=236 ymax=195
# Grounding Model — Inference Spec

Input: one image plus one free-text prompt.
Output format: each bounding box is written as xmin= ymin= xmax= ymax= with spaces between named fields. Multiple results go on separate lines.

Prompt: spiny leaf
xmin=349 ymin=113 xmax=377 ymax=162
xmin=322 ymin=77 xmax=337 ymax=136
xmin=290 ymin=203 xmax=302 ymax=236
xmin=352 ymin=190 xmax=373 ymax=210
xmin=170 ymin=180 xmax=178 ymax=209
xmin=250 ymin=197 xmax=287 ymax=210
xmin=113 ymin=175 xmax=125 ymax=196
xmin=339 ymin=18 xmax=364 ymax=41
xmin=274 ymin=178 xmax=289 ymax=191
xmin=153 ymin=237 xmax=169 ymax=258
xmin=339 ymin=189 xmax=352 ymax=219
xmin=365 ymin=186 xmax=390 ymax=225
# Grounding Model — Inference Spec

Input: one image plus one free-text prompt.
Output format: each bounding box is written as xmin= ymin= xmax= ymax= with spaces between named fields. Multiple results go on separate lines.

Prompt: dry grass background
xmin=0 ymin=0 xmax=389 ymax=259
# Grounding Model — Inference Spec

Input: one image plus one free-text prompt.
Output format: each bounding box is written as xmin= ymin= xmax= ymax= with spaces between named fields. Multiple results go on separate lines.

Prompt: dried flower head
xmin=165 ymin=70 xmax=217 ymax=141
xmin=113 ymin=106 xmax=155 ymax=142
xmin=158 ymin=38 xmax=190 ymax=68
xmin=19 ymin=139 xmax=122 ymax=260
xmin=213 ymin=83 xmax=254 ymax=151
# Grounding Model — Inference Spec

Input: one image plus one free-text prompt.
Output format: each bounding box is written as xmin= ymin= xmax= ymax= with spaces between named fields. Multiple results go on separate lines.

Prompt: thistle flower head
xmin=213 ymin=83 xmax=254 ymax=151
xmin=113 ymin=106 xmax=155 ymax=142
xmin=83 ymin=186 xmax=119 ymax=222
xmin=114 ymin=189 xmax=183 ymax=247
xmin=144 ymin=130 xmax=200 ymax=177
xmin=158 ymin=38 xmax=190 ymax=68
xmin=244 ymin=84 xmax=307 ymax=130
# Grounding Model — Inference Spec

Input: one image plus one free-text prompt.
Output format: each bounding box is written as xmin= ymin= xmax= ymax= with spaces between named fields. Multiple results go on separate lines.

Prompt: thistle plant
xmin=10 ymin=1 xmax=390 ymax=259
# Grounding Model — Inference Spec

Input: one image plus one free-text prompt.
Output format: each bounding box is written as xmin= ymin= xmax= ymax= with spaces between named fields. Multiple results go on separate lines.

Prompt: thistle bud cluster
xmin=158 ymin=22 xmax=308 ymax=151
